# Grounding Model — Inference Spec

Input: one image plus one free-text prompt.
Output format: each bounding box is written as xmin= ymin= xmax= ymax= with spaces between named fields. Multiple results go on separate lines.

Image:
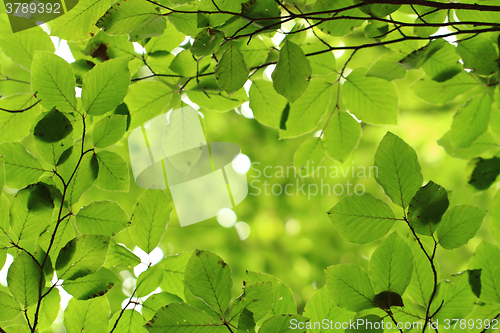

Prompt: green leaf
xmin=450 ymin=93 xmax=492 ymax=149
xmin=230 ymin=281 xmax=274 ymax=325
xmin=279 ymin=79 xmax=333 ymax=138
xmin=241 ymin=0 xmax=280 ymax=32
xmin=187 ymin=86 xmax=248 ymax=112
xmin=82 ymin=58 xmax=131 ymax=116
xmin=145 ymin=302 xmax=226 ymax=332
xmin=51 ymin=0 xmax=115 ymax=41
xmin=413 ymin=7 xmax=447 ymax=38
xmin=301 ymin=43 xmax=336 ymax=76
xmin=136 ymin=263 xmax=164 ymax=297
xmin=109 ymin=309 xmax=147 ymax=333
xmin=354 ymin=1 xmax=400 ymax=17
xmin=0 ymin=94 xmax=42 ymax=144
xmin=422 ymin=40 xmax=462 ymax=82
xmin=238 ymin=38 xmax=270 ymax=68
xmin=411 ymin=72 xmax=480 ymax=105
xmin=302 ymin=286 xmax=354 ymax=333
xmin=191 ymin=28 xmax=225 ymax=57
xmin=215 ymin=41 xmax=249 ymax=95
xmin=325 ymin=263 xmax=376 ymax=312
xmin=38 ymin=216 xmax=77 ymax=265
xmin=438 ymin=130 xmax=499 ymax=160
xmin=0 ymin=142 xmax=45 ymax=189
xmin=129 ymin=190 xmax=173 ymax=253
xmin=76 ymin=200 xmax=130 ymax=236
xmin=245 ymin=271 xmax=296 ymax=316
xmin=167 ymin=5 xmax=200 ymax=36
xmin=259 ymin=314 xmax=309 ymax=333
xmin=27 ymin=288 xmax=60 ymax=331
xmin=249 ymin=80 xmax=288 ymax=128
xmin=0 ymin=26 xmax=54 ymax=71
xmin=34 ymin=108 xmax=74 ymax=165
xmin=328 ymin=193 xmax=397 ymax=244
xmin=142 ymin=292 xmax=183 ymax=322
xmin=491 ymin=190 xmax=500 ymax=246
xmin=467 ymin=157 xmax=500 ymax=191
xmin=64 ymin=297 xmax=110 ymax=333
xmin=238 ymin=308 xmax=256 ymax=333
xmin=323 ymin=111 xmax=361 ymax=163
xmin=56 ymin=234 xmax=110 ymax=280
xmin=92 ymin=114 xmax=127 ymax=148
xmin=124 ymin=80 xmax=173 ymax=130
xmin=7 ymin=252 xmax=44 ymax=306
xmin=94 ymin=150 xmax=129 ymax=192
xmin=293 ymin=138 xmax=324 ymax=177
xmin=104 ymin=239 xmax=141 ymax=268
xmin=198 ymin=0 xmax=245 ymax=28
xmin=408 ymin=181 xmax=449 ymax=236
xmin=456 ymin=36 xmax=498 ymax=75
xmin=312 ymin=0 xmax=363 ymax=37
xmin=345 ymin=315 xmax=383 ymax=333
xmin=160 ymin=251 xmax=191 ymax=299
xmin=0 ymin=291 xmax=21 ymax=322
xmin=343 ymin=68 xmax=398 ymax=124
xmin=374 ymin=132 xmax=423 ymax=209
xmin=404 ymin=233 xmax=439 ymax=307
xmin=432 ymin=271 xmax=477 ymax=320
xmin=469 ymin=241 xmax=500 ymax=304
xmin=58 ymin=148 xmax=98 ymax=205
xmin=271 ymin=40 xmax=312 ymax=103
xmin=63 ymin=268 xmax=119 ymax=300
xmin=96 ymin=0 xmax=165 ymax=38
xmin=10 ymin=183 xmax=54 ymax=241
xmin=0 ymin=194 xmax=8 ymax=235
xmin=436 ymin=205 xmax=487 ymax=250
xmin=366 ymin=53 xmax=406 ymax=81
xmin=31 ymin=51 xmax=77 ymax=113
xmin=184 ymin=249 xmax=232 ymax=316
xmin=368 ymin=232 xmax=414 ymax=295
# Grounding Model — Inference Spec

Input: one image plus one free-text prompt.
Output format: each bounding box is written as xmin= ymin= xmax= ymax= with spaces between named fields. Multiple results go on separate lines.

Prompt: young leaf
xmin=0 ymin=94 xmax=42 ymax=144
xmin=136 ymin=263 xmax=164 ymax=297
xmin=436 ymin=205 xmax=487 ymax=250
xmin=94 ymin=150 xmax=130 ymax=192
xmin=302 ymin=286 xmax=354 ymax=333
xmin=0 ymin=291 xmax=21 ymax=322
xmin=92 ymin=115 xmax=127 ymax=148
xmin=187 ymin=86 xmax=248 ymax=113
xmin=325 ymin=263 xmax=376 ymax=312
xmin=468 ymin=241 xmax=500 ymax=304
xmin=432 ymin=271 xmax=477 ymax=320
xmin=328 ymin=193 xmax=397 ymax=244
xmin=160 ymin=251 xmax=192 ymax=299
xmin=82 ymin=58 xmax=131 ymax=116
xmin=343 ymin=68 xmax=398 ymax=125
xmin=10 ymin=182 xmax=54 ymax=241
xmin=109 ymin=309 xmax=147 ymax=333
xmin=407 ymin=181 xmax=449 ymax=236
xmin=184 ymin=249 xmax=232 ymax=316
xmin=249 ymin=80 xmax=288 ymax=129
xmin=0 ymin=142 xmax=45 ymax=189
xmin=31 ymin=51 xmax=77 ymax=113
xmin=279 ymin=79 xmax=333 ymax=138
xmin=467 ymin=157 xmax=500 ymax=191
xmin=142 ymin=292 xmax=183 ymax=322
xmin=456 ymin=36 xmax=498 ymax=75
xmin=145 ymin=302 xmax=225 ymax=332
xmin=215 ymin=41 xmax=249 ymax=95
xmin=124 ymin=80 xmax=173 ymax=130
xmin=450 ymin=93 xmax=491 ymax=149
xmin=56 ymin=235 xmax=110 ymax=280
xmin=230 ymin=281 xmax=274 ymax=325
xmin=259 ymin=314 xmax=309 ymax=333
xmin=96 ymin=0 xmax=164 ymax=37
xmin=75 ymin=200 xmax=130 ymax=236
xmin=51 ymin=0 xmax=115 ymax=41
xmin=129 ymin=190 xmax=173 ymax=254
xmin=374 ymin=132 xmax=423 ymax=210
xmin=368 ymin=232 xmax=414 ymax=295
xmin=64 ymin=297 xmax=110 ymax=333
xmin=104 ymin=239 xmax=141 ymax=268
xmin=245 ymin=271 xmax=296 ymax=317
xmin=271 ymin=40 xmax=312 ymax=103
xmin=63 ymin=268 xmax=119 ymax=300
xmin=323 ymin=111 xmax=361 ymax=163
xmin=7 ymin=252 xmax=44 ymax=306
xmin=293 ymin=138 xmax=324 ymax=177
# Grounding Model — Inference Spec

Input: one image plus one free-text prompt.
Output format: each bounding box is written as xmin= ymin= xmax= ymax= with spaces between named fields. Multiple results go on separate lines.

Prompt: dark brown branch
xmin=0 ymin=99 xmax=41 ymax=113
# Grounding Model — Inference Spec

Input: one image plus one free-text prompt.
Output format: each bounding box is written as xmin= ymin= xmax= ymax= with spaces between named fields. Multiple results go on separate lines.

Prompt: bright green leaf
xmin=451 ymin=93 xmax=491 ymax=148
xmin=436 ymin=205 xmax=487 ymax=250
xmin=411 ymin=72 xmax=480 ymax=105
xmin=0 ymin=142 xmax=45 ymax=189
xmin=92 ymin=114 xmax=127 ymax=148
xmin=76 ymin=200 xmax=130 ymax=236
xmin=64 ymin=297 xmax=110 ymax=333
xmin=0 ymin=291 xmax=21 ymax=322
xmin=456 ymin=36 xmax=498 ymax=75
xmin=259 ymin=314 xmax=309 ymax=333
xmin=136 ymin=264 xmax=164 ymax=297
xmin=323 ymin=111 xmax=361 ymax=163
xmin=142 ymin=292 xmax=183 ymax=322
xmin=63 ymin=268 xmax=119 ymax=300
xmin=249 ymin=80 xmax=288 ymax=129
xmin=468 ymin=241 xmax=500 ymax=304
xmin=215 ymin=41 xmax=249 ymax=95
xmin=160 ymin=251 xmax=191 ymax=299
xmin=94 ymin=150 xmax=130 ymax=192
xmin=104 ymin=239 xmax=141 ymax=268
xmin=7 ymin=252 xmax=44 ymax=306
xmin=293 ymin=138 xmax=324 ymax=177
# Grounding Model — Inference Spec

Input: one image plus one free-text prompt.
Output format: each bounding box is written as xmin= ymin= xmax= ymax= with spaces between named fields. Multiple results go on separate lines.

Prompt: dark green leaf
xmin=215 ymin=41 xmax=249 ymax=95
xmin=467 ymin=157 xmax=500 ymax=190
xmin=408 ymin=181 xmax=449 ymax=236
